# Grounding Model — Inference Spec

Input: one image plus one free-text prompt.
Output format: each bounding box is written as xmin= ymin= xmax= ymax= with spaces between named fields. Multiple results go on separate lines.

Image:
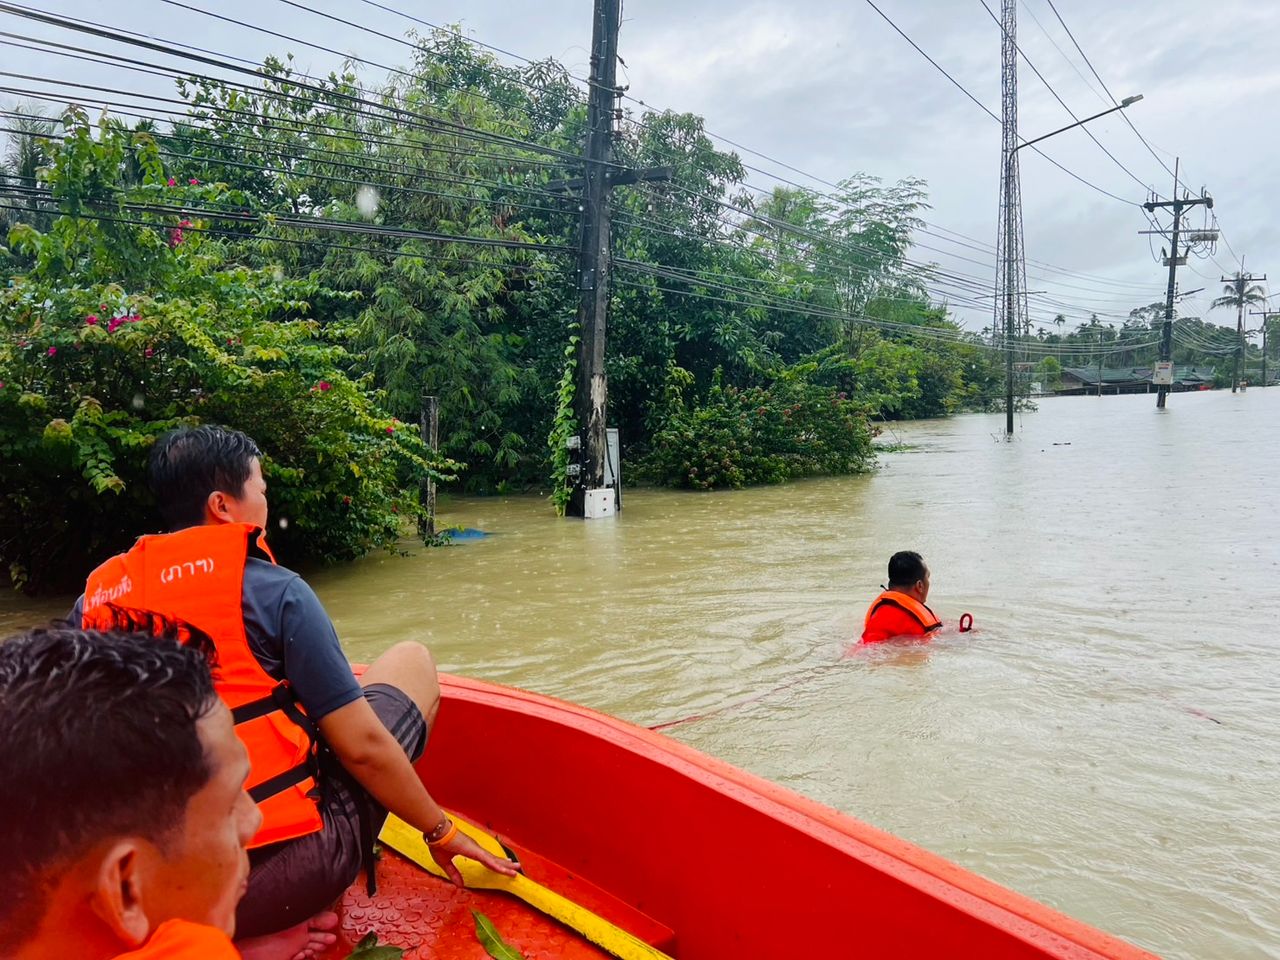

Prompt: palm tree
xmin=0 ymin=106 xmax=55 ymax=235
xmin=1211 ymin=271 xmax=1267 ymax=392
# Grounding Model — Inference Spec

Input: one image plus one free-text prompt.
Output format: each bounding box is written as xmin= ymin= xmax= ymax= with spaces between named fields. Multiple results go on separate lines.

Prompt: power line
xmin=335 ymin=0 xmax=1150 ymax=293
xmin=977 ymin=0 xmax=1160 ymax=197
xmin=0 ymin=1 xmax=603 ymax=169
xmin=2 ymin=182 xmax=574 ymax=253
xmin=0 ymin=115 xmax=575 ymax=222
xmin=182 ymin=0 xmax=1161 ymax=294
xmin=1039 ymin=0 xmax=1180 ymax=187
xmin=858 ymin=0 xmax=1140 ymax=207
xmin=0 ymin=6 xmax=1163 ymax=328
xmin=1017 ymin=0 xmax=1110 ymax=108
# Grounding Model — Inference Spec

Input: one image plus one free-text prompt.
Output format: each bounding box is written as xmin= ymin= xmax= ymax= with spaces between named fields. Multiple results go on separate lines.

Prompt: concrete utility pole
xmin=1248 ymin=309 xmax=1276 ymax=387
xmin=1142 ymin=160 xmax=1211 ymax=409
xmin=1221 ymin=267 xmax=1266 ymax=393
xmin=560 ymin=0 xmax=670 ymax=517
xmin=566 ymin=0 xmax=622 ymax=519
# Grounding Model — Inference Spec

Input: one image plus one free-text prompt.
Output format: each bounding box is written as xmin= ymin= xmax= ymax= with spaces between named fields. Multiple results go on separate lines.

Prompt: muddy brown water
xmin=4 ymin=388 xmax=1277 ymax=958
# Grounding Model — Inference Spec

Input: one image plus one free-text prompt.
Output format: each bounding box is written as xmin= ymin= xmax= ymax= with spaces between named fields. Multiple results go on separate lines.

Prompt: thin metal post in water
xmin=419 ymin=393 xmax=439 ymax=539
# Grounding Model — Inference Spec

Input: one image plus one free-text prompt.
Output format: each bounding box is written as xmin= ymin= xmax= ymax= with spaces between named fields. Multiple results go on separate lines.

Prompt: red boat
xmin=327 ymin=674 xmax=1158 ymax=959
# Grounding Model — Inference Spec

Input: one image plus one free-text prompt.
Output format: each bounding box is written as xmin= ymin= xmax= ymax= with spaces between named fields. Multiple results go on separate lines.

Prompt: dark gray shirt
xmin=69 ymin=557 xmax=362 ymax=721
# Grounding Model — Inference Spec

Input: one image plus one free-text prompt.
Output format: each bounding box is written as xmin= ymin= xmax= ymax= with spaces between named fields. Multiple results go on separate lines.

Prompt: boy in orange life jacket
xmin=861 ymin=550 xmax=943 ymax=644
xmin=71 ymin=425 xmax=516 ymax=959
xmin=0 ymin=619 xmax=259 ymax=960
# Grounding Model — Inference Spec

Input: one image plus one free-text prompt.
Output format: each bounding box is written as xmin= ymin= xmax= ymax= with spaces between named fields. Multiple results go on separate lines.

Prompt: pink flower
xmin=127 ymin=314 xmax=141 ymax=323
xmin=189 ymin=178 xmax=200 ymax=185
xmin=144 ymin=347 xmax=154 ymax=358
xmin=167 ymin=177 xmax=176 ymax=187
xmin=0 ymin=382 xmax=6 ymax=390
xmin=342 ymin=495 xmax=352 ymax=505
xmin=107 ymin=318 xmax=122 ymax=333
xmin=385 ymin=425 xmax=394 ymax=434
xmin=227 ymin=338 xmax=235 ymax=346
xmin=317 ymin=381 xmax=332 ymax=392
xmin=47 ymin=346 xmax=57 ymax=357
xmin=85 ymin=315 xmax=98 ymax=326
xmin=99 ymin=304 xmax=106 ymax=310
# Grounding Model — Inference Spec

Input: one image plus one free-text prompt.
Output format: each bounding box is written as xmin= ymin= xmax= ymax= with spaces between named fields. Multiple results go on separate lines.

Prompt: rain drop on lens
xmin=356 ymin=185 xmax=380 ymax=219
xmin=277 ymin=517 xmax=289 ymax=530
xmin=131 ymin=393 xmax=145 ymax=410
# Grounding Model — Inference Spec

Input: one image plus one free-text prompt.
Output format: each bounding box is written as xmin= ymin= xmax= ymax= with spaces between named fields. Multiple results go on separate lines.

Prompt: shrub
xmin=641 ymin=377 xmax=874 ymax=490
xmin=0 ymin=113 xmax=450 ymax=592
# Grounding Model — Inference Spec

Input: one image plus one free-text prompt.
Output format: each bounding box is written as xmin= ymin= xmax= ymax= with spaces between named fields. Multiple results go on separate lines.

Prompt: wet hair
xmin=0 ymin=615 xmax=219 ymax=952
xmin=887 ymin=550 xmax=927 ymax=588
xmin=149 ymin=425 xmax=262 ymax=530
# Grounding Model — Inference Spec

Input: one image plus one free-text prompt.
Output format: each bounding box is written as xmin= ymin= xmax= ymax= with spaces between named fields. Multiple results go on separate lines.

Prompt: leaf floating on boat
xmin=343 ymin=930 xmax=406 ymax=959
xmin=473 ymin=909 xmax=527 ymax=960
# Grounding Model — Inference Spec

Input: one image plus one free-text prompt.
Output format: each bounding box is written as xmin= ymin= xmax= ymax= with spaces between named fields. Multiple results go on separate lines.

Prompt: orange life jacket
xmin=863 ymin=590 xmax=942 ymax=635
xmin=114 ymin=920 xmax=240 ymax=960
xmin=83 ymin=523 xmax=323 ymax=848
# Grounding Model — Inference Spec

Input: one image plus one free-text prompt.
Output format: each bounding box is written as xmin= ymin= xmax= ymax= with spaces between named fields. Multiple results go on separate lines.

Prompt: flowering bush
xmin=0 ymin=113 xmax=451 ymax=592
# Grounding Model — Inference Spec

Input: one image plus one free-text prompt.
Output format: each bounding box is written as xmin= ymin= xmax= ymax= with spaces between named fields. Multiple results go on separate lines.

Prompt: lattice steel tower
xmin=993 ymin=0 xmax=1028 ymax=351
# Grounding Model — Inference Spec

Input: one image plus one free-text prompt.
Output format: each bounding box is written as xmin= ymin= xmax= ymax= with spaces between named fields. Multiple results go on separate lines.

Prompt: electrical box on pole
xmin=1142 ymin=160 xmax=1211 ymax=410
xmin=561 ymin=0 xmax=669 ymax=518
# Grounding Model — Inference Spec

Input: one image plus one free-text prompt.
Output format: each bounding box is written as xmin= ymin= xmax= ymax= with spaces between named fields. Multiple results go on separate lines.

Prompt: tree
xmin=1 ymin=111 xmax=445 ymax=593
xmin=1211 ymin=271 xmax=1267 ymax=391
xmin=0 ymin=106 xmax=56 ymax=244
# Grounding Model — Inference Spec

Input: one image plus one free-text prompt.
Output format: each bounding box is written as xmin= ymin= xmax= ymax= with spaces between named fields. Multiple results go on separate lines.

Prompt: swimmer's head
xmin=887 ymin=550 xmax=930 ymax=602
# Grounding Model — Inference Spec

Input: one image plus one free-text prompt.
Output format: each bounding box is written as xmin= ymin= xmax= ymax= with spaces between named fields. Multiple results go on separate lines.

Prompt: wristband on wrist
xmin=425 ymin=815 xmax=451 ymax=843
xmin=427 ymin=819 xmax=458 ymax=848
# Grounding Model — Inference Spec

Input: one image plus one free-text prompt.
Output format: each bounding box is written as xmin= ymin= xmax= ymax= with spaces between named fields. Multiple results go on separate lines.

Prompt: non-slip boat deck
xmin=328 ymin=846 xmax=615 ymax=960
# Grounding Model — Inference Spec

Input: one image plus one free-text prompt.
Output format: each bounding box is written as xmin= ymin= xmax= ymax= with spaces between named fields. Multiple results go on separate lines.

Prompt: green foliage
xmin=546 ymin=331 xmax=579 ymax=515
xmin=343 ymin=931 xmax=405 ymax=959
xmin=0 ymin=116 xmax=450 ymax=592
xmin=472 ymin=910 xmax=527 ymax=960
xmin=0 ymin=27 xmax=1019 ymax=572
xmin=642 ymin=375 xmax=874 ymax=489
xmin=1035 ymin=355 xmax=1062 ymax=390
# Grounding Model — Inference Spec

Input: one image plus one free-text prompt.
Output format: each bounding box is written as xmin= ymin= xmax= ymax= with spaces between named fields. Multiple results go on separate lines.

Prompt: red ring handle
xmin=959 ymin=613 xmax=974 ymax=633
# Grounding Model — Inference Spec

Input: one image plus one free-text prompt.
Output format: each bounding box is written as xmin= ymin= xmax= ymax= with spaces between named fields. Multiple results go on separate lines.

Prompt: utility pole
xmin=559 ymin=0 xmax=670 ymax=517
xmin=565 ymin=0 xmax=621 ymax=519
xmin=1221 ymin=266 xmax=1265 ymax=393
xmin=1248 ymin=309 xmax=1276 ymax=387
xmin=1142 ymin=160 xmax=1212 ymax=409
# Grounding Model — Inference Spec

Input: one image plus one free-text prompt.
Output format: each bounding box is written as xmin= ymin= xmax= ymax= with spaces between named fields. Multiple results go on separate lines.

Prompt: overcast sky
xmin=3 ymin=0 xmax=1274 ymax=335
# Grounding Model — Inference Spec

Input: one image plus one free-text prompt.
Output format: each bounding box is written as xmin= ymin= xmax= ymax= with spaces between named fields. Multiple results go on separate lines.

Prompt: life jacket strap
xmin=247 ymin=762 xmax=314 ymax=804
xmin=231 ymin=682 xmax=319 ymax=742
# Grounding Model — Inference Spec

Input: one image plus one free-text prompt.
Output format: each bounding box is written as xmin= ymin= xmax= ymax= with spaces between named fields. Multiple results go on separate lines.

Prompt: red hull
xmin=332 ymin=674 xmax=1158 ymax=959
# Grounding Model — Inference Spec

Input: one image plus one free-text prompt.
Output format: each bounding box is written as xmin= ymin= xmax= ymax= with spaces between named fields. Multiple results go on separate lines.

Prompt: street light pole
xmin=1002 ymin=95 xmax=1143 ymax=436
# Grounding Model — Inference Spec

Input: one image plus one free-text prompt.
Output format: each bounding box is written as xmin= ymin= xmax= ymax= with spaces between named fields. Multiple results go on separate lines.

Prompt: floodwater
xmin=4 ymin=388 xmax=1278 ymax=958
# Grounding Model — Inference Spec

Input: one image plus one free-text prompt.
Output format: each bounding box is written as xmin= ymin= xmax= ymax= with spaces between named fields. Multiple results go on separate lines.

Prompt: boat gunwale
xmin=438 ymin=672 xmax=1159 ymax=960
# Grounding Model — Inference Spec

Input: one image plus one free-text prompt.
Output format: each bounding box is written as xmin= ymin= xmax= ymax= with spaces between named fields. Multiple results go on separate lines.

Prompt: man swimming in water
xmin=861 ymin=551 xmax=942 ymax=644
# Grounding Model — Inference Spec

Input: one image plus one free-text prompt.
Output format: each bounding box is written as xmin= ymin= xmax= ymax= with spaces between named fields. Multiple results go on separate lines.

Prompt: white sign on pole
xmin=1153 ymin=361 xmax=1174 ymax=386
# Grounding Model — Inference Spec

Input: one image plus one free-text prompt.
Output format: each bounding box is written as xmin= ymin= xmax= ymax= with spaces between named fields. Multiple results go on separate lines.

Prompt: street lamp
xmin=1002 ymin=95 xmax=1144 ymax=436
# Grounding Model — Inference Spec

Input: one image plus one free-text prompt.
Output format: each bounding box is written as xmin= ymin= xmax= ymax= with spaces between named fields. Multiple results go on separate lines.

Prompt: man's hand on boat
xmin=427 ymin=823 xmax=521 ymax=886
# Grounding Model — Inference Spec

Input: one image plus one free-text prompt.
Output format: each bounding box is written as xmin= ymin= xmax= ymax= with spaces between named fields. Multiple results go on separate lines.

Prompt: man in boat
xmin=861 ymin=550 xmax=942 ymax=644
xmin=69 ymin=425 xmax=517 ymax=960
xmin=0 ymin=618 xmax=266 ymax=960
